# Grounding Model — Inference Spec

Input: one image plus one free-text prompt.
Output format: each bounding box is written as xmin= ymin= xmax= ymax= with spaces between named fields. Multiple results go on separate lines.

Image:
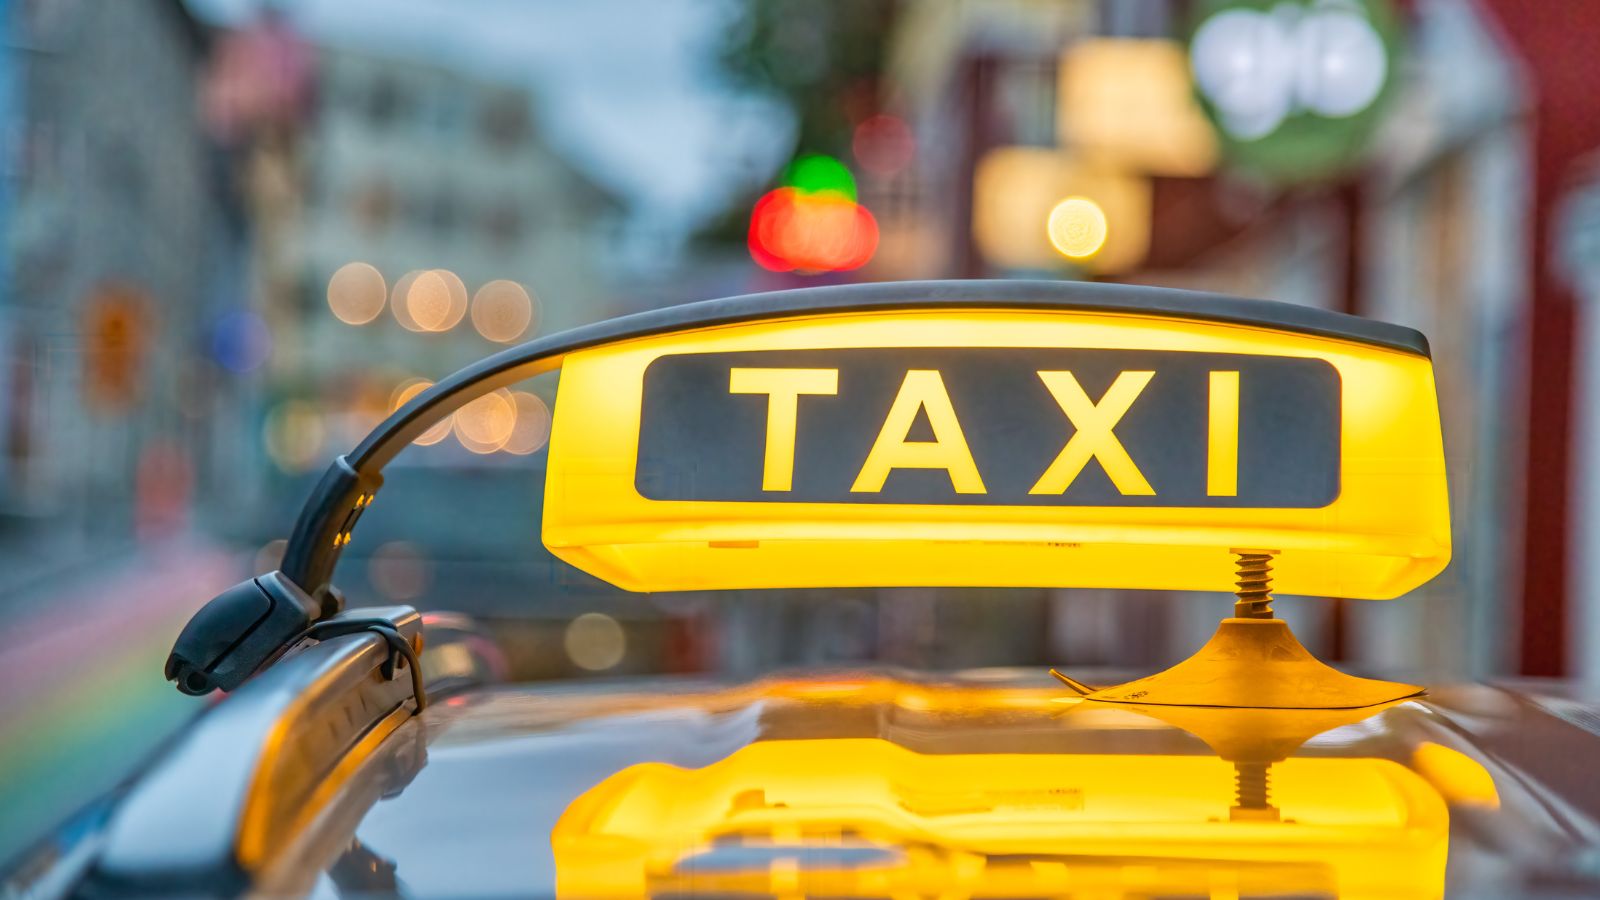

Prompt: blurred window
xmin=17 ymin=0 xmax=78 ymax=47
xmin=348 ymin=180 xmax=395 ymax=233
xmin=479 ymin=93 xmax=529 ymax=150
xmin=97 ymin=135 xmax=146 ymax=208
xmin=367 ymin=76 xmax=406 ymax=128
xmin=994 ymin=59 xmax=1057 ymax=148
xmin=428 ymin=189 xmax=458 ymax=235
xmin=483 ymin=202 xmax=523 ymax=247
xmin=21 ymin=120 xmax=60 ymax=186
xmin=427 ymin=85 xmax=465 ymax=136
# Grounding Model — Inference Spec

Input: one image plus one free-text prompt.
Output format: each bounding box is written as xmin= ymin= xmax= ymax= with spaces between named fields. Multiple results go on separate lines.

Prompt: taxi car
xmin=5 ymin=280 xmax=1599 ymax=899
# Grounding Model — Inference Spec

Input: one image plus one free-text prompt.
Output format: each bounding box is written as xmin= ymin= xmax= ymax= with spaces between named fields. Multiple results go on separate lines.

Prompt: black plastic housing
xmin=164 ymin=571 xmax=321 ymax=695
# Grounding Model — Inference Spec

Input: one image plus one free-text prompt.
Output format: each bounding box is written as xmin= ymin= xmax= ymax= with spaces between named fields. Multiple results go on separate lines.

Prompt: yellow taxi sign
xmin=542 ymin=289 xmax=1449 ymax=598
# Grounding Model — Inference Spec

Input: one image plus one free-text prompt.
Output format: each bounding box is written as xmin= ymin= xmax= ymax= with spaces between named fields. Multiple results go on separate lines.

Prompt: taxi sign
xmin=636 ymin=349 xmax=1338 ymax=507
xmin=543 ymin=285 xmax=1449 ymax=599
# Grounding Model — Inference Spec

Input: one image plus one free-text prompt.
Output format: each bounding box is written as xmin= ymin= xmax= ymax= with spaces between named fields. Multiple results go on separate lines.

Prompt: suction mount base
xmin=1052 ymin=616 xmax=1423 ymax=709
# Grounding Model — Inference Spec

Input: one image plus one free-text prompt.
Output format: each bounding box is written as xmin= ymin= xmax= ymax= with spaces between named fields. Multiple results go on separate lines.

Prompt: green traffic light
xmin=781 ymin=153 xmax=857 ymax=202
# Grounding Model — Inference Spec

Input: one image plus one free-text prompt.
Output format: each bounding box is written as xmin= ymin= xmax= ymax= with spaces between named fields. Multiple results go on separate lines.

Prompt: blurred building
xmin=4 ymin=0 xmax=249 ymax=541
xmin=253 ymin=43 xmax=623 ymax=481
xmin=227 ymin=40 xmax=639 ymax=674
xmin=0 ymin=4 xmax=16 ymax=498
xmin=299 ymin=45 xmax=622 ymax=345
xmin=870 ymin=0 xmax=1099 ymax=281
xmin=863 ymin=0 xmax=1584 ymax=681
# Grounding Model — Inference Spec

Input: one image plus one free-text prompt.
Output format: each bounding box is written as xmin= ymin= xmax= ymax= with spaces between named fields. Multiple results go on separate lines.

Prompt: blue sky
xmin=184 ymin=0 xmax=794 ymax=231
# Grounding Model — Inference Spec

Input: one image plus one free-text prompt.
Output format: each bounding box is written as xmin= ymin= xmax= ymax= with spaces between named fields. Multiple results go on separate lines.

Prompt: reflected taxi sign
xmin=542 ymin=296 xmax=1449 ymax=598
xmin=552 ymin=738 xmax=1449 ymax=899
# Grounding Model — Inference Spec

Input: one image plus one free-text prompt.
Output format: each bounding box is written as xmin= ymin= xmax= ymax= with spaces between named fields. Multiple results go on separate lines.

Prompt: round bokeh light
xmin=1046 ymin=197 xmax=1109 ymax=259
xmin=327 ymin=262 xmax=387 ymax=325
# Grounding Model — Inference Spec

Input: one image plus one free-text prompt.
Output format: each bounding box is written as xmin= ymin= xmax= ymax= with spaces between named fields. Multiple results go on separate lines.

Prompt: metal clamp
xmin=302 ymin=615 xmax=427 ymax=712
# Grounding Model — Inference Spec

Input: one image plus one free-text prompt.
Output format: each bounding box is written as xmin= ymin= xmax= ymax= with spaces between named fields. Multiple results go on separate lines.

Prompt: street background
xmin=1 ymin=0 xmax=1597 ymax=862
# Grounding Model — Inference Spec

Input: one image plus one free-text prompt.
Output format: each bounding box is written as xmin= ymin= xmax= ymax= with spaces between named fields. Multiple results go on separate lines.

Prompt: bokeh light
xmin=470 ymin=279 xmax=536 ymax=343
xmin=503 ymin=391 xmax=552 ymax=455
xmin=852 ymin=114 xmax=915 ymax=177
xmin=209 ymin=310 xmax=272 ymax=373
xmin=781 ymin=153 xmax=857 ymax=201
xmin=389 ymin=379 xmax=453 ymax=446
xmin=749 ymin=187 xmax=879 ymax=272
xmin=1046 ymin=196 xmax=1109 ymax=259
xmin=327 ymin=261 xmax=388 ymax=325
xmin=434 ymin=269 xmax=470 ymax=332
xmin=563 ymin=612 xmax=626 ymax=671
xmin=453 ymin=388 xmax=517 ymax=453
xmin=253 ymin=538 xmax=287 ymax=574
xmin=390 ymin=270 xmax=424 ymax=331
xmin=1190 ymin=5 xmax=1388 ymax=142
xmin=1057 ymin=39 xmax=1217 ymax=177
xmin=403 ymin=270 xmax=454 ymax=332
xmin=369 ymin=540 xmax=431 ymax=602
xmin=973 ymin=147 xmax=1150 ymax=273
xmin=262 ymin=400 xmax=324 ymax=472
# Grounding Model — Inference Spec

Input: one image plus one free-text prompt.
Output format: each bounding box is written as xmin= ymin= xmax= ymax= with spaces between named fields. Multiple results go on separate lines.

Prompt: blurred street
xmin=0 ymin=535 xmax=234 ymax=854
xmin=4 ymin=0 xmax=1600 ymax=868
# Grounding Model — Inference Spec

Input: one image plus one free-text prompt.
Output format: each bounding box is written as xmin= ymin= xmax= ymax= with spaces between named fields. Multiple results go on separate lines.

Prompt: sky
xmin=183 ymin=0 xmax=794 ymax=233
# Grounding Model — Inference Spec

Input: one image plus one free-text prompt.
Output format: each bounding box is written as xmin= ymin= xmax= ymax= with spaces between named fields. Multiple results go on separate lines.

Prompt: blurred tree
xmin=704 ymin=0 xmax=900 ymax=242
xmin=718 ymin=0 xmax=899 ymax=157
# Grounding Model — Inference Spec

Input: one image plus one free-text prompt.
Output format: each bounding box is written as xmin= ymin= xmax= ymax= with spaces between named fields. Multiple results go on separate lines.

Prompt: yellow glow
xmin=454 ymin=388 xmax=517 ymax=453
xmin=1209 ymin=370 xmax=1240 ymax=496
xmin=552 ymin=739 xmax=1448 ymax=899
xmin=1030 ymin=370 xmax=1153 ymax=495
xmin=1411 ymin=743 xmax=1500 ymax=809
xmin=471 ymin=279 xmax=536 ymax=343
xmin=1058 ymin=38 xmax=1218 ymax=177
xmin=503 ymin=391 xmax=552 ymax=455
xmin=368 ymin=541 xmax=429 ymax=601
xmin=563 ymin=612 xmax=626 ymax=671
xmin=729 ymin=368 xmax=839 ymax=491
xmin=390 ymin=379 xmax=452 ymax=446
xmin=974 ymin=148 xmax=1149 ymax=274
xmin=262 ymin=400 xmax=324 ymax=472
xmin=1046 ymin=196 xmax=1109 ymax=259
xmin=326 ymin=262 xmax=387 ymax=325
xmin=542 ymin=309 xmax=1451 ymax=598
xmin=849 ymin=370 xmax=985 ymax=495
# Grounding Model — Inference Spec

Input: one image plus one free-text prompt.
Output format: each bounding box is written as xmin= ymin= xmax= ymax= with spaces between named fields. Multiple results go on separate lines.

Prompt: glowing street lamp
xmin=1047 ymin=197 xmax=1110 ymax=260
xmin=972 ymin=147 xmax=1150 ymax=275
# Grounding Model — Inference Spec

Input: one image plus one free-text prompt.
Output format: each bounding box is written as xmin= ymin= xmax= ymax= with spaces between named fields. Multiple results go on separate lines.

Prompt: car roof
xmin=236 ymin=670 xmax=1600 ymax=897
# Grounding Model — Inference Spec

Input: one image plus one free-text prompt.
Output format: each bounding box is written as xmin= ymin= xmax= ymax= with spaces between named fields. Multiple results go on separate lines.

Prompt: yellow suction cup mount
xmin=1052 ymin=550 xmax=1424 ymax=709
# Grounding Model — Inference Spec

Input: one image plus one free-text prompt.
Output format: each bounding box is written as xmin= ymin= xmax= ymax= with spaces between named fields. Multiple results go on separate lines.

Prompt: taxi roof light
xmin=167 ymin=280 xmax=1450 ymax=712
xmin=544 ymin=294 xmax=1447 ymax=601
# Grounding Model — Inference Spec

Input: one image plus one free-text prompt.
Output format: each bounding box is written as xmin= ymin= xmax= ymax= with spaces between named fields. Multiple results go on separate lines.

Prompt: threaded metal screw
xmin=1231 ymin=550 xmax=1277 ymax=619
xmin=1229 ymin=760 xmax=1281 ymax=822
xmin=1234 ymin=761 xmax=1271 ymax=808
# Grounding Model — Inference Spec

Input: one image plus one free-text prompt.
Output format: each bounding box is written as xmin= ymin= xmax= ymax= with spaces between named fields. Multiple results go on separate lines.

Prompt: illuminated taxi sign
xmin=543 ymin=304 xmax=1449 ymax=598
xmin=638 ymin=350 xmax=1338 ymax=507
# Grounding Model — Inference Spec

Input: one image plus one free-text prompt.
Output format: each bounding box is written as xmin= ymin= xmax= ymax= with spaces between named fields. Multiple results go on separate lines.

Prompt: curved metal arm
xmin=276 ymin=278 xmax=1430 ymax=604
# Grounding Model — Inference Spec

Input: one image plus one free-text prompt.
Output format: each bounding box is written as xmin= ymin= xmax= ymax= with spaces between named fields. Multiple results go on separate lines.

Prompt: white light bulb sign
xmin=1188 ymin=0 xmax=1399 ymax=182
